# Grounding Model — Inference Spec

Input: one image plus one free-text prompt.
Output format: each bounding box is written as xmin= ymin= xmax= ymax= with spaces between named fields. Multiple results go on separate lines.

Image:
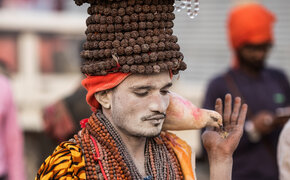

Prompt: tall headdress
xmin=75 ymin=0 xmax=187 ymax=76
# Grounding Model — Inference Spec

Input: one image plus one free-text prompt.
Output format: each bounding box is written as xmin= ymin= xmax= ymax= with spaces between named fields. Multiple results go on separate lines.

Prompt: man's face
xmin=109 ymin=72 xmax=172 ymax=138
xmin=237 ymin=42 xmax=272 ymax=72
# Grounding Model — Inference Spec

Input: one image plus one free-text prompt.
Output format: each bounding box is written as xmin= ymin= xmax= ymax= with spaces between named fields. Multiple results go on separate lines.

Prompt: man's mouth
xmin=142 ymin=114 xmax=166 ymax=121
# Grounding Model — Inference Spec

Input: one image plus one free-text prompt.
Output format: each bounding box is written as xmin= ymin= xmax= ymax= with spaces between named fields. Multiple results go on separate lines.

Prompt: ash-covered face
xmin=110 ymin=72 xmax=172 ymax=138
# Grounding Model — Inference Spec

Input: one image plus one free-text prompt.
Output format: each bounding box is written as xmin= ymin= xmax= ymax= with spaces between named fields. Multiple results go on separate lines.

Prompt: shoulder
xmin=266 ymin=68 xmax=290 ymax=88
xmin=162 ymin=132 xmax=195 ymax=179
xmin=278 ymin=120 xmax=290 ymax=180
xmin=266 ymin=67 xmax=288 ymax=79
xmin=279 ymin=120 xmax=290 ymax=144
xmin=204 ymin=71 xmax=230 ymax=97
xmin=162 ymin=132 xmax=192 ymax=158
xmin=204 ymin=70 xmax=232 ymax=94
xmin=0 ymin=74 xmax=9 ymax=84
xmin=0 ymin=75 xmax=14 ymax=109
xmin=0 ymin=75 xmax=12 ymax=92
xmin=36 ymin=141 xmax=86 ymax=180
xmin=207 ymin=73 xmax=227 ymax=87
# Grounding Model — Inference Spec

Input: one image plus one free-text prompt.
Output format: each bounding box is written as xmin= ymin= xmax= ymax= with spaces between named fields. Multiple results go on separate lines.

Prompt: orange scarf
xmin=82 ymin=71 xmax=173 ymax=111
xmin=81 ymin=72 xmax=130 ymax=111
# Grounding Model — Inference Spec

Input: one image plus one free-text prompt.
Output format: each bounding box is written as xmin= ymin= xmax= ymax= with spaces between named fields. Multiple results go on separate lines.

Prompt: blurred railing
xmin=0 ymin=9 xmax=87 ymax=131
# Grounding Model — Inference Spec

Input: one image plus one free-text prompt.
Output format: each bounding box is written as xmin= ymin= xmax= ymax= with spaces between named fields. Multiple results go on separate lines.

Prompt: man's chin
xmin=240 ymin=60 xmax=265 ymax=72
xmin=253 ymin=64 xmax=265 ymax=72
xmin=146 ymin=130 xmax=162 ymax=138
xmin=135 ymin=128 xmax=162 ymax=138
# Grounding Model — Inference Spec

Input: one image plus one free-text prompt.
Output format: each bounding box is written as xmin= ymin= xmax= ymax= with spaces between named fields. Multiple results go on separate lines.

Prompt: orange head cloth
xmin=227 ymin=3 xmax=276 ymax=67
xmin=82 ymin=72 xmax=130 ymax=111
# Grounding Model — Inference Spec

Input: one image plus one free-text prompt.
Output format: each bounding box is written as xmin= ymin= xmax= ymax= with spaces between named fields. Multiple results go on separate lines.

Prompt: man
xmin=0 ymin=71 xmax=25 ymax=180
xmin=203 ymin=3 xmax=290 ymax=180
xmin=36 ymin=0 xmax=247 ymax=179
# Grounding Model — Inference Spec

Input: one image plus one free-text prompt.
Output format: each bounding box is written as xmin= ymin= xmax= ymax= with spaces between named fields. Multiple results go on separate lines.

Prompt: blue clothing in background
xmin=203 ymin=68 xmax=290 ymax=180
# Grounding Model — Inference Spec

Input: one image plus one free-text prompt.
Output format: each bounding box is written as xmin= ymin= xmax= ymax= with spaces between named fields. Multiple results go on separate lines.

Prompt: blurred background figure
xmin=203 ymin=2 xmax=290 ymax=180
xmin=0 ymin=60 xmax=25 ymax=180
xmin=0 ymin=0 xmax=64 ymax=11
xmin=277 ymin=115 xmax=290 ymax=180
xmin=40 ymin=81 xmax=91 ymax=165
xmin=0 ymin=61 xmax=10 ymax=78
xmin=42 ymin=41 xmax=91 ymax=145
xmin=0 ymin=0 xmax=88 ymax=178
xmin=43 ymin=83 xmax=91 ymax=143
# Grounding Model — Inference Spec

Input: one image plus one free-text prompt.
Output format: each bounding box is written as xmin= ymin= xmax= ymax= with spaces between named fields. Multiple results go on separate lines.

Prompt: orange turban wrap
xmin=228 ymin=3 xmax=276 ymax=50
xmin=82 ymin=71 xmax=173 ymax=111
xmin=82 ymin=72 xmax=130 ymax=111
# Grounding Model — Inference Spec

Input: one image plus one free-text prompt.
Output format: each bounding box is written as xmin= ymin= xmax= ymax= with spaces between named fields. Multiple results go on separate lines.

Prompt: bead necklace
xmin=75 ymin=110 xmax=183 ymax=179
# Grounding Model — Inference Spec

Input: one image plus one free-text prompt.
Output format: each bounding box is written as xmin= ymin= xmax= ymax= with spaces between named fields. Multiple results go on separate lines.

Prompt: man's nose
xmin=254 ymin=49 xmax=267 ymax=60
xmin=148 ymin=94 xmax=169 ymax=113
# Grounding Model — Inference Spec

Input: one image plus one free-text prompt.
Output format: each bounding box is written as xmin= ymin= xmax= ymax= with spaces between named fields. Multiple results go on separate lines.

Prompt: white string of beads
xmin=174 ymin=0 xmax=200 ymax=19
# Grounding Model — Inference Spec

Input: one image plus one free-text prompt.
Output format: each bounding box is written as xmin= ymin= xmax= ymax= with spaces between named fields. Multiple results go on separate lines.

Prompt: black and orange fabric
xmin=36 ymin=142 xmax=86 ymax=180
xmin=36 ymin=132 xmax=195 ymax=180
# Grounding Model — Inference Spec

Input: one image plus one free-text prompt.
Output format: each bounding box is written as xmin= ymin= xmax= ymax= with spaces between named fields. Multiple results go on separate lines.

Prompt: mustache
xmin=141 ymin=113 xmax=166 ymax=121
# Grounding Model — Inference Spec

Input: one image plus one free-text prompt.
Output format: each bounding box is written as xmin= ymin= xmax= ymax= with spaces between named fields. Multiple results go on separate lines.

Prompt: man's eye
xmin=135 ymin=91 xmax=148 ymax=97
xmin=160 ymin=90 xmax=169 ymax=95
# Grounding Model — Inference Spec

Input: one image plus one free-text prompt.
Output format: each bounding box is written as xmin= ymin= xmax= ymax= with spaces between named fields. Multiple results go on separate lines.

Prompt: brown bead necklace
xmin=75 ymin=110 xmax=183 ymax=179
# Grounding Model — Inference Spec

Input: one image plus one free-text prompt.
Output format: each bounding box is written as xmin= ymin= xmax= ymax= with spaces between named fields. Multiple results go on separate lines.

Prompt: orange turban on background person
xmin=228 ymin=3 xmax=276 ymax=50
xmin=82 ymin=72 xmax=130 ymax=111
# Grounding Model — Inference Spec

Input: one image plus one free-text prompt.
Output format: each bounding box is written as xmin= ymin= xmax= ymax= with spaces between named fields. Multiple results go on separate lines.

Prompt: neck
xmin=102 ymin=109 xmax=147 ymax=177
xmin=102 ymin=109 xmax=147 ymax=154
xmin=119 ymin=132 xmax=147 ymax=156
xmin=120 ymin=132 xmax=147 ymax=175
xmin=238 ymin=64 xmax=262 ymax=77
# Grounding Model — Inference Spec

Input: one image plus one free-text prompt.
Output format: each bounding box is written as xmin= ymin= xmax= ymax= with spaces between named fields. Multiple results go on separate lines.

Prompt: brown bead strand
xmin=160 ymin=134 xmax=184 ymax=179
xmin=166 ymin=162 xmax=170 ymax=180
xmin=148 ymin=140 xmax=157 ymax=179
xmin=87 ymin=123 xmax=119 ymax=179
xmin=88 ymin=126 xmax=111 ymax=179
xmin=87 ymin=115 xmax=131 ymax=179
xmin=88 ymin=124 xmax=117 ymax=179
xmin=80 ymin=128 xmax=99 ymax=179
xmin=88 ymin=138 xmax=101 ymax=179
xmin=94 ymin=112 xmax=139 ymax=180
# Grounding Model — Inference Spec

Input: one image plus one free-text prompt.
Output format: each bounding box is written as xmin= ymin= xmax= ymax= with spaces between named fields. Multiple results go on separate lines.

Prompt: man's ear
xmin=94 ymin=90 xmax=112 ymax=109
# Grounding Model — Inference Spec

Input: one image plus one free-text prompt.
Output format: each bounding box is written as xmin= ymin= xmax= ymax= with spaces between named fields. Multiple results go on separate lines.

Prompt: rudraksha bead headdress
xmin=75 ymin=0 xmax=188 ymax=76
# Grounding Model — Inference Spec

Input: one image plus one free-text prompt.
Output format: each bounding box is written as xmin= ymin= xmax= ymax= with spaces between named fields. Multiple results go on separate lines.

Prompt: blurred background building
xmin=0 ymin=0 xmax=289 ymax=179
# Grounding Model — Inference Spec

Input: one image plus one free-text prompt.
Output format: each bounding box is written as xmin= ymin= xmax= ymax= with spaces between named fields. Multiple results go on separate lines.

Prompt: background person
xmin=0 ymin=61 xmax=25 ymax=180
xmin=203 ymin=3 xmax=290 ymax=180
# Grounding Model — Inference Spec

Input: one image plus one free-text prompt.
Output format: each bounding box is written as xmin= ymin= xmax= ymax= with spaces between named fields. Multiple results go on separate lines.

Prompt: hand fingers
xmin=231 ymin=97 xmax=241 ymax=125
xmin=223 ymin=94 xmax=232 ymax=126
xmin=215 ymin=98 xmax=223 ymax=115
xmin=237 ymin=104 xmax=248 ymax=130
